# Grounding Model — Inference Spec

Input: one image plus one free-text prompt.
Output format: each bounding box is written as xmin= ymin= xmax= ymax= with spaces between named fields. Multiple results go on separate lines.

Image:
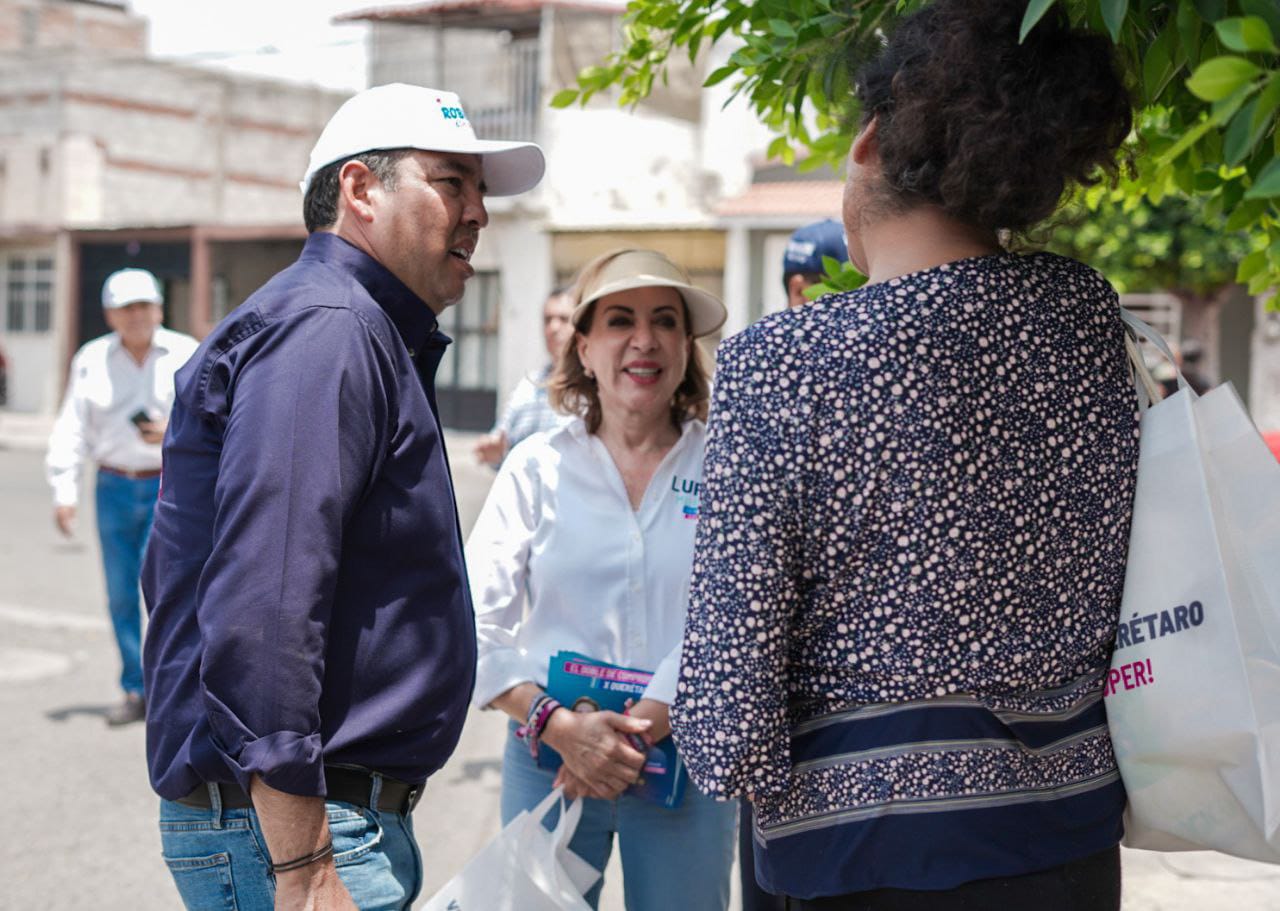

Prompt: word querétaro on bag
xmin=1104 ymin=659 xmax=1155 ymax=697
xmin=1113 ymin=600 xmax=1204 ymax=651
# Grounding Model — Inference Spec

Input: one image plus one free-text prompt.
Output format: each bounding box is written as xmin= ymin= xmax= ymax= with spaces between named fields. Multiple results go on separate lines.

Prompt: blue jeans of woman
xmin=94 ymin=470 xmax=160 ymax=695
xmin=501 ymin=722 xmax=737 ymax=911
xmin=158 ymin=776 xmax=422 ymax=910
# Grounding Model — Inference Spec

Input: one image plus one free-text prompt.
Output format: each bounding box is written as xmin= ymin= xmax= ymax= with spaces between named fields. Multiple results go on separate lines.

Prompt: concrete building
xmin=0 ymin=0 xmax=347 ymax=413
xmin=339 ymin=0 xmax=794 ymax=429
xmin=3 ymin=0 xmax=1273 ymax=433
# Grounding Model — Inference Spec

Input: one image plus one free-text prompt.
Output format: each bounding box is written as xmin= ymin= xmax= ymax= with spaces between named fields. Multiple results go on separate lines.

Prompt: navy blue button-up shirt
xmin=142 ymin=232 xmax=476 ymax=800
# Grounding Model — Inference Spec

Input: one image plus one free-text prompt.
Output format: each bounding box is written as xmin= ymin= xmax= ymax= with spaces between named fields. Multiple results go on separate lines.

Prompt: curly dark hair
xmin=854 ymin=0 xmax=1133 ymax=233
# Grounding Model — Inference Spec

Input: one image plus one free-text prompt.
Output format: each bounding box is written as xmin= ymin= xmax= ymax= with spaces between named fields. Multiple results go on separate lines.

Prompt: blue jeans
xmin=501 ymin=723 xmax=737 ymax=911
xmin=159 ymin=777 xmax=422 ymax=910
xmin=95 ymin=470 xmax=160 ymax=695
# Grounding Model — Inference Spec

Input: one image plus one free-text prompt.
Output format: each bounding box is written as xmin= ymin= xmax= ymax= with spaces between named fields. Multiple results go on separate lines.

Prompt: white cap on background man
xmin=101 ymin=268 xmax=164 ymax=309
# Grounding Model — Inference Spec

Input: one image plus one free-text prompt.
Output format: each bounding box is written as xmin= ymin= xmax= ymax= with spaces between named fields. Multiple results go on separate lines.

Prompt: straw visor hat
xmin=573 ymin=250 xmax=727 ymax=338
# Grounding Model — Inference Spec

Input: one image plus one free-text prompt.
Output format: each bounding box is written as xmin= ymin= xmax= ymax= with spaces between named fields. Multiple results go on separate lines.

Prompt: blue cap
xmin=782 ymin=219 xmax=848 ymax=280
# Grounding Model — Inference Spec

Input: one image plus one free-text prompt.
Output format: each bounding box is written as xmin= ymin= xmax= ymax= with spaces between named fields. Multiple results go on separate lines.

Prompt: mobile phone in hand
xmin=129 ymin=409 xmax=151 ymax=430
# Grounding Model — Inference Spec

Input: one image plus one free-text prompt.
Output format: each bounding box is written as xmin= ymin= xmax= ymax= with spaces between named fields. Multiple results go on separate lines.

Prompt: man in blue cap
xmin=782 ymin=218 xmax=849 ymax=309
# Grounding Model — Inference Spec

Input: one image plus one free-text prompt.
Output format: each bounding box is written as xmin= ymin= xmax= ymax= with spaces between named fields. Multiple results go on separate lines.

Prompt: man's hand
xmin=137 ymin=419 xmax=166 ymax=445
xmin=472 ymin=430 xmax=507 ymax=467
xmin=249 ymin=776 xmax=357 ymax=911
xmin=54 ymin=505 xmax=76 ymax=537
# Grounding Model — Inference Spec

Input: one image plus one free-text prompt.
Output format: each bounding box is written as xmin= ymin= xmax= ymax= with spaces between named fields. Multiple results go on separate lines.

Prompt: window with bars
xmin=4 ymin=254 xmax=54 ymax=333
xmin=435 ymin=270 xmax=501 ymax=430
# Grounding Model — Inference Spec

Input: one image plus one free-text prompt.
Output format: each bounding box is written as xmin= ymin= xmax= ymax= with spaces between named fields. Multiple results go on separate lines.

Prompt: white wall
xmin=472 ymin=207 xmax=553 ymax=411
xmin=2 ymin=331 xmax=59 ymax=412
xmin=539 ymin=106 xmax=708 ymax=228
xmin=1251 ymin=295 xmax=1280 ymax=431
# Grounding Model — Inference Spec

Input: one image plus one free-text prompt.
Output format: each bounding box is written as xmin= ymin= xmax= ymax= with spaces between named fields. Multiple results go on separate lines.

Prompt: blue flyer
xmin=537 ymin=651 xmax=687 ymax=809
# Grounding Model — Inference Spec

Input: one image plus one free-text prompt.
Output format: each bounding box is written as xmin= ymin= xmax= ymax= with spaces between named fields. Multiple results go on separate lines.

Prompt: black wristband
xmin=269 ymin=838 xmax=335 ymax=874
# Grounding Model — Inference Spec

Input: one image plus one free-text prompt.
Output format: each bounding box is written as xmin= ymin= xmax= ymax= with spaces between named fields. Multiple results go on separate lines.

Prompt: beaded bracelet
xmin=516 ymin=693 xmax=562 ymax=760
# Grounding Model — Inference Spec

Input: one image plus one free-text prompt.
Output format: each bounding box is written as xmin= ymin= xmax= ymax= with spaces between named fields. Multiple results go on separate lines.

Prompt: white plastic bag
xmin=420 ymin=787 xmax=601 ymax=911
xmin=1105 ymin=310 xmax=1280 ymax=863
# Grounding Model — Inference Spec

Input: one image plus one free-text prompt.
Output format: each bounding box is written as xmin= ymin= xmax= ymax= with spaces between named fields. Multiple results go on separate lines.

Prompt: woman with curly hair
xmin=670 ymin=0 xmax=1138 ymax=908
xmin=466 ymin=249 xmax=738 ymax=909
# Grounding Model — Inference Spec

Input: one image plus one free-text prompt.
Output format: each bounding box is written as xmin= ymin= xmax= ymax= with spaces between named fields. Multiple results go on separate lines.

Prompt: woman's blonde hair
xmin=548 ymin=248 xmax=711 ymax=434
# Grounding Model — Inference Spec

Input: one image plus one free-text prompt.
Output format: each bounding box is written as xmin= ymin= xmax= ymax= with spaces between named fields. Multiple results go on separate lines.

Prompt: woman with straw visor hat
xmin=465 ymin=249 xmax=737 ymax=909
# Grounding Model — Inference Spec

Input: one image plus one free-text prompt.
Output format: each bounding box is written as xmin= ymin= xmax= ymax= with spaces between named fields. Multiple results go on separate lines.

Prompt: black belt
xmin=98 ymin=464 xmax=162 ymax=480
xmin=175 ymin=765 xmax=423 ymax=815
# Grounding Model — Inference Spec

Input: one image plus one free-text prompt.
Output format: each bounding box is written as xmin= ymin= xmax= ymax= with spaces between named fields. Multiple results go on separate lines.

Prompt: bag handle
xmin=1118 ymin=307 xmax=1190 ymax=409
xmin=1125 ymin=333 xmax=1163 ymax=411
xmin=529 ymin=785 xmax=583 ymax=852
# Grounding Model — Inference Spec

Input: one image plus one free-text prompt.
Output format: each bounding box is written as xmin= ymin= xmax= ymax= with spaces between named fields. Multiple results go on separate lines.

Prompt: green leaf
xmin=1101 ymin=0 xmax=1128 ymax=43
xmin=1241 ymin=0 xmax=1280 ymax=40
xmin=549 ymin=88 xmax=580 ymax=108
xmin=1187 ymin=56 xmax=1263 ymax=101
xmin=1225 ymin=97 xmax=1277 ymax=166
xmin=703 ymin=65 xmax=737 ymax=88
xmin=1215 ymin=16 xmax=1279 ymax=54
xmin=1019 ymin=0 xmax=1057 ymax=42
xmin=768 ymin=18 xmax=796 ymax=38
xmin=1225 ymin=197 xmax=1266 ymax=230
xmin=1193 ymin=0 xmax=1225 ymax=22
xmin=1245 ymin=157 xmax=1280 ymax=198
xmin=1193 ymin=169 xmax=1222 ymax=191
xmin=1157 ymin=117 xmax=1216 ymax=166
xmin=1252 ymin=74 xmax=1280 ymax=134
xmin=1178 ymin=0 xmax=1204 ymax=67
xmin=1248 ymin=271 xmax=1273 ymax=295
xmin=1212 ymin=83 xmax=1260 ymax=125
xmin=1238 ymin=248 xmax=1268 ymax=282
xmin=1143 ymin=23 xmax=1177 ymax=103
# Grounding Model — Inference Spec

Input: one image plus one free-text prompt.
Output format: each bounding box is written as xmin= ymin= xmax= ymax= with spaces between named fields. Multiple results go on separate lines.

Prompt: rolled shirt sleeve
xmin=642 ymin=641 xmax=681 ymax=705
xmin=196 ymin=307 xmax=391 ymax=796
xmin=466 ymin=451 xmax=542 ymax=710
xmin=671 ymin=332 xmax=808 ymax=802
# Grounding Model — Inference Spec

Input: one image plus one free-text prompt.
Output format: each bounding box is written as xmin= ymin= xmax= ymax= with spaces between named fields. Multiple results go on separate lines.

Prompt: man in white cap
xmin=45 ymin=268 xmax=198 ymax=726
xmin=142 ymin=84 xmax=544 ymax=909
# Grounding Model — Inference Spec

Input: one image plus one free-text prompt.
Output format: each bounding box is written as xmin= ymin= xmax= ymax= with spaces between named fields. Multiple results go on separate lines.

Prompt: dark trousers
xmin=785 ymin=844 xmax=1121 ymax=911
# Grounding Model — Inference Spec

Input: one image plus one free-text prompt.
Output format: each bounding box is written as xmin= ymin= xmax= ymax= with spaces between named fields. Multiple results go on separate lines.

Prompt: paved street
xmin=1 ymin=415 xmax=1278 ymax=909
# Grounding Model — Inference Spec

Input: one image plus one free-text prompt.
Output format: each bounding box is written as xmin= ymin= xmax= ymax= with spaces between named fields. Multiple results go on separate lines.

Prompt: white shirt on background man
xmin=46 ymin=326 xmax=199 ymax=506
xmin=467 ymin=417 xmax=708 ymax=711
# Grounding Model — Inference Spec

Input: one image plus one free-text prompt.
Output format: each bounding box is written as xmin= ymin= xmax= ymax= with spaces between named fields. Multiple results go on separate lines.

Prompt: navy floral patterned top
xmin=670 ymin=252 xmax=1139 ymax=898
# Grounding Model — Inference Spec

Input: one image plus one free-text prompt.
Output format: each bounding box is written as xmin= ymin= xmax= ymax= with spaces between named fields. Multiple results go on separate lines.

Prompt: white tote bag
xmin=1105 ymin=309 xmax=1280 ymax=863
xmin=420 ymin=787 xmax=601 ymax=911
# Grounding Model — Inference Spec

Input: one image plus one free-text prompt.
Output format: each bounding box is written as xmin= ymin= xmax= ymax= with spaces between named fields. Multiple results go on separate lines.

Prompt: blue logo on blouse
xmin=671 ymin=475 xmax=702 ymax=520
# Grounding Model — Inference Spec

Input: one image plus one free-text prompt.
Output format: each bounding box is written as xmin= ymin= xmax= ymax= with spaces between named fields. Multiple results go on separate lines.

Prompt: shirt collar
xmin=106 ymin=327 xmax=167 ymax=358
xmin=567 ymin=416 xmax=699 ymax=449
xmin=300 ymin=232 xmax=439 ymax=356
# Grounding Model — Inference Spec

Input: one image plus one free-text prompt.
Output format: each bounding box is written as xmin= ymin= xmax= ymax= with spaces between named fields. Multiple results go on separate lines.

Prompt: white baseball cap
xmin=301 ymin=83 xmax=545 ymax=197
xmin=102 ymin=268 xmax=163 ymax=309
xmin=574 ymin=250 xmax=727 ymax=338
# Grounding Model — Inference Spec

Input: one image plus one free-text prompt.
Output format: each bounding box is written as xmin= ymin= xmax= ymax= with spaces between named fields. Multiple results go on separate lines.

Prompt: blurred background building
xmin=0 ymin=0 xmax=1276 ymax=435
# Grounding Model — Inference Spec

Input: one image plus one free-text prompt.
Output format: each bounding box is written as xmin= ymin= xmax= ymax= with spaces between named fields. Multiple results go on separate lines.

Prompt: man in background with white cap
xmin=142 ymin=84 xmax=543 ymax=910
xmin=45 ymin=268 xmax=197 ymax=727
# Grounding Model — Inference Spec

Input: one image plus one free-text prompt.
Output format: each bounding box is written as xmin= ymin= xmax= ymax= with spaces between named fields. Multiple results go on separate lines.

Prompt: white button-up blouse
xmin=467 ymin=417 xmax=707 ymax=711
